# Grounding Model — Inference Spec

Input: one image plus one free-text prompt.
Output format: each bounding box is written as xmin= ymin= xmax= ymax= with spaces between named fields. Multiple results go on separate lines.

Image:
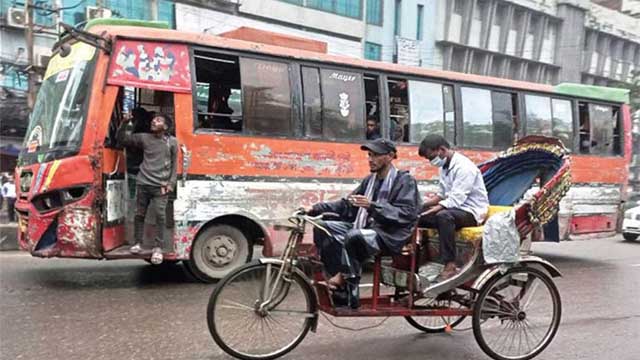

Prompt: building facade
xmin=0 ymin=0 xmax=174 ymax=148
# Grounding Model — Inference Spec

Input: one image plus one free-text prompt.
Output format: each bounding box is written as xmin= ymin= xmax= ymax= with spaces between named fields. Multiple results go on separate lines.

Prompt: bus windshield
xmin=19 ymin=42 xmax=97 ymax=166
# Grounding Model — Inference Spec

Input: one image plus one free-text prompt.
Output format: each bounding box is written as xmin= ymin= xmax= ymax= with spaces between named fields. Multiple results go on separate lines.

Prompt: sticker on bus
xmin=107 ymin=40 xmax=192 ymax=93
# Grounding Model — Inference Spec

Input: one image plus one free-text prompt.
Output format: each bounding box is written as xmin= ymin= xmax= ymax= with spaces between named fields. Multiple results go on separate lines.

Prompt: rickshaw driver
xmin=417 ymin=135 xmax=489 ymax=281
xmin=303 ymin=138 xmax=421 ymax=308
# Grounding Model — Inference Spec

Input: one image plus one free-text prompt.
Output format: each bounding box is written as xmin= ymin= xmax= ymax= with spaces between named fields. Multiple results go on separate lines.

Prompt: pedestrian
xmin=2 ymin=176 xmax=17 ymax=222
xmin=117 ymin=112 xmax=177 ymax=264
xmin=304 ymin=138 xmax=420 ymax=308
xmin=417 ymin=134 xmax=489 ymax=280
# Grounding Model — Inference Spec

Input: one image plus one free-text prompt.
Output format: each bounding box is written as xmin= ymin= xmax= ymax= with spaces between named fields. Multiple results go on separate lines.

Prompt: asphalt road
xmin=1 ymin=235 xmax=639 ymax=360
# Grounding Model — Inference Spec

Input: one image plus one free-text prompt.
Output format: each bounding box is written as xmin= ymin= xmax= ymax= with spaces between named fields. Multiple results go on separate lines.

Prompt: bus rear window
xmin=579 ymin=103 xmax=620 ymax=156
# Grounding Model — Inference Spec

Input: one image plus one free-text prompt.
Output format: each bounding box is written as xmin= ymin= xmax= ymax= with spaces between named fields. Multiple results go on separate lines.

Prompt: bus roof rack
xmin=554 ymin=83 xmax=630 ymax=104
xmin=84 ymin=18 xmax=170 ymax=31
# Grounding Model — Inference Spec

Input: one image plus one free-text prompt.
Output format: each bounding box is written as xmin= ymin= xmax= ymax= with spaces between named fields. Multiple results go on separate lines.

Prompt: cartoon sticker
xmin=108 ymin=40 xmax=191 ymax=93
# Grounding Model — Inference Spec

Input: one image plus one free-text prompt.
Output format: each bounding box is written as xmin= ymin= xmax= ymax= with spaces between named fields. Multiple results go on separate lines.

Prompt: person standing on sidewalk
xmin=2 ymin=177 xmax=16 ymax=222
xmin=117 ymin=112 xmax=177 ymax=263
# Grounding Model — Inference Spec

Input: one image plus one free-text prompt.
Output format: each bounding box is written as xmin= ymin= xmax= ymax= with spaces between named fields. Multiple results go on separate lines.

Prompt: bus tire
xmin=186 ymin=224 xmax=252 ymax=282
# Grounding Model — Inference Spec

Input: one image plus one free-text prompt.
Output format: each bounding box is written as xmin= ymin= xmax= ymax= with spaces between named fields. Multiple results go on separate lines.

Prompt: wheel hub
xmin=516 ymin=311 xmax=527 ymax=321
xmin=204 ymin=235 xmax=237 ymax=267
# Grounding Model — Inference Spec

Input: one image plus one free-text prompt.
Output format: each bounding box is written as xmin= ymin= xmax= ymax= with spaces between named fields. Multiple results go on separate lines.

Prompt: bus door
xmin=101 ymin=39 xmax=191 ymax=254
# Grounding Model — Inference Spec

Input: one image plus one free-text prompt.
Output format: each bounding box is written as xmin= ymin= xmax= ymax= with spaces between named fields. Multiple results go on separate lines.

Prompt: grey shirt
xmin=437 ymin=152 xmax=490 ymax=224
xmin=117 ymin=123 xmax=177 ymax=188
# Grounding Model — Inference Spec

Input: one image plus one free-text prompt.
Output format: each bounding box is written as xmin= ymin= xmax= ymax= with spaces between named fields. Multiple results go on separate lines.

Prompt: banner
xmin=107 ymin=40 xmax=192 ymax=93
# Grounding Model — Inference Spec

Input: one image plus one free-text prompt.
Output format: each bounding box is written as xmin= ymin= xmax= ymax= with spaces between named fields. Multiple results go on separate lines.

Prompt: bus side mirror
xmin=59 ymin=43 xmax=72 ymax=58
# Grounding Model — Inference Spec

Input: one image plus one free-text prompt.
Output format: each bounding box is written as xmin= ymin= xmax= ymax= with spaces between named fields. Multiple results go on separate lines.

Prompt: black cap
xmin=360 ymin=138 xmax=397 ymax=155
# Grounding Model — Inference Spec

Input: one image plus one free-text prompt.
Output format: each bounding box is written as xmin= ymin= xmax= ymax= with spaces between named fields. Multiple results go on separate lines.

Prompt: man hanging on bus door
xmin=303 ymin=138 xmax=420 ymax=308
xmin=417 ymin=135 xmax=489 ymax=280
xmin=117 ymin=112 xmax=178 ymax=264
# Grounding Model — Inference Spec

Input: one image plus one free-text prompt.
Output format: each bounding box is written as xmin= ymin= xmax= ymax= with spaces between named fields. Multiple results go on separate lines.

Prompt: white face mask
xmin=430 ymin=156 xmax=446 ymax=167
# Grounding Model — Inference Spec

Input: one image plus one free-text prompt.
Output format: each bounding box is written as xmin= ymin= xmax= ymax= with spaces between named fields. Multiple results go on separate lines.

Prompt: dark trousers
xmin=6 ymin=198 xmax=16 ymax=222
xmin=313 ymin=221 xmax=383 ymax=281
xmin=134 ymin=185 xmax=168 ymax=248
xmin=419 ymin=208 xmax=477 ymax=264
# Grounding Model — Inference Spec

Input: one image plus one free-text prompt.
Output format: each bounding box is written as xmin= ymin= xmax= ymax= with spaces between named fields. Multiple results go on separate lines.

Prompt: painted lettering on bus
xmin=328 ymin=72 xmax=356 ymax=82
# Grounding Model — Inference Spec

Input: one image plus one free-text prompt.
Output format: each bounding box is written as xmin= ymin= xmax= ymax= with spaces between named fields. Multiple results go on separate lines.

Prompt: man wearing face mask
xmin=417 ymin=135 xmax=489 ymax=280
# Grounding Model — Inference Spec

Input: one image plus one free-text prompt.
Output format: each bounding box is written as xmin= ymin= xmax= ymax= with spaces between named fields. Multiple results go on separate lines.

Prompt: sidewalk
xmin=0 ymin=205 xmax=18 ymax=251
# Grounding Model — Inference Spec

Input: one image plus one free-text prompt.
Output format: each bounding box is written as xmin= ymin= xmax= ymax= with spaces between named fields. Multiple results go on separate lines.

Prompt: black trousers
xmin=134 ymin=185 xmax=168 ymax=249
xmin=419 ymin=208 xmax=477 ymax=264
xmin=313 ymin=221 xmax=383 ymax=282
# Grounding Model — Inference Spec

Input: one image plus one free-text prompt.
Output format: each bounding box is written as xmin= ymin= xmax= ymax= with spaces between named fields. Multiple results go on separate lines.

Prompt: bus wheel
xmin=187 ymin=225 xmax=252 ymax=282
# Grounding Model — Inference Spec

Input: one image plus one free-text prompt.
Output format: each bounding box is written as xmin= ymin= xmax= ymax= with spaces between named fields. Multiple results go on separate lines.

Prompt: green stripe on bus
xmin=85 ymin=18 xmax=170 ymax=30
xmin=554 ymin=83 xmax=630 ymax=104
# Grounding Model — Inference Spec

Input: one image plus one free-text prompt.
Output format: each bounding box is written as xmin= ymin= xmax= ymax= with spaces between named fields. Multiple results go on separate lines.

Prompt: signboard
xmin=396 ymin=37 xmax=420 ymax=67
xmin=107 ymin=40 xmax=192 ymax=93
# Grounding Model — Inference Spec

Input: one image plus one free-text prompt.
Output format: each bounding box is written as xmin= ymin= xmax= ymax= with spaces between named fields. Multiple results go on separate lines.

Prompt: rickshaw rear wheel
xmin=404 ymin=296 xmax=467 ymax=333
xmin=207 ymin=261 xmax=316 ymax=360
xmin=186 ymin=224 xmax=252 ymax=282
xmin=472 ymin=266 xmax=561 ymax=360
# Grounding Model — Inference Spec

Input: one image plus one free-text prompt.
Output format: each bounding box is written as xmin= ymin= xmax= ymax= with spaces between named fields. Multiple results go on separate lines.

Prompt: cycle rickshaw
xmin=207 ymin=136 xmax=571 ymax=360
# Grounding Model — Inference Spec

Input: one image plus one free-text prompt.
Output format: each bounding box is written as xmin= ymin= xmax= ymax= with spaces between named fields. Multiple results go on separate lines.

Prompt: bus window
xmin=320 ymin=69 xmax=365 ymax=141
xmin=578 ymin=102 xmax=621 ymax=155
xmin=551 ymin=99 xmax=573 ymax=150
xmin=443 ymin=85 xmax=455 ymax=145
xmin=301 ymin=66 xmax=322 ymax=138
xmin=240 ymin=59 xmax=292 ymax=136
xmin=461 ymin=87 xmax=493 ymax=148
xmin=525 ymin=95 xmax=553 ymax=137
xmin=365 ymin=75 xmax=380 ymax=140
xmin=589 ymin=103 xmax=618 ymax=155
xmin=388 ymin=78 xmax=409 ymax=143
xmin=578 ymin=102 xmax=591 ymax=153
xmin=491 ymin=92 xmax=515 ymax=149
xmin=408 ymin=80 xmax=444 ymax=143
xmin=194 ymin=52 xmax=242 ymax=132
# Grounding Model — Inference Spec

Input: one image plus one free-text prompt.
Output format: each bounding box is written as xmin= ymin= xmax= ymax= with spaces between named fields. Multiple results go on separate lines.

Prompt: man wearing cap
xmin=304 ymin=138 xmax=421 ymax=308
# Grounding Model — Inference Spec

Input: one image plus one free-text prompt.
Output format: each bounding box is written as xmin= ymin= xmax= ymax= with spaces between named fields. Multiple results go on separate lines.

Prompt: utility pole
xmin=24 ymin=0 xmax=36 ymax=110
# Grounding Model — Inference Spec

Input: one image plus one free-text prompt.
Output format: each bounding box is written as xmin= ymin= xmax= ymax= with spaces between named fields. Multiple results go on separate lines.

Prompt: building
xmin=0 ymin=0 xmax=175 ymax=149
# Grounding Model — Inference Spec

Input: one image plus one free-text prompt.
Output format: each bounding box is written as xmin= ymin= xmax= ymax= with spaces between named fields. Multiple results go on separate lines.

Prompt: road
xmin=1 ymin=235 xmax=639 ymax=360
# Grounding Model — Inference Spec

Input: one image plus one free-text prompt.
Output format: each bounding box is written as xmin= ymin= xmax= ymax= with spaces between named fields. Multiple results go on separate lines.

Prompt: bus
xmin=14 ymin=20 xmax=632 ymax=282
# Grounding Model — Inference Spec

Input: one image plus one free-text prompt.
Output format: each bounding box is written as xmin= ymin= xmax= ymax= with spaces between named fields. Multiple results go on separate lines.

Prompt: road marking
xmin=631 ymin=264 xmax=640 ymax=267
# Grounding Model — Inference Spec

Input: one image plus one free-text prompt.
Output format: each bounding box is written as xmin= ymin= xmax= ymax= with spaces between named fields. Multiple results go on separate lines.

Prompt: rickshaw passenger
xmin=304 ymin=138 xmax=420 ymax=308
xmin=417 ymin=135 xmax=489 ymax=280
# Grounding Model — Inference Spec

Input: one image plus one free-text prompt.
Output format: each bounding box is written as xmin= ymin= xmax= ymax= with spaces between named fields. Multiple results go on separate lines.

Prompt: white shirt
xmin=2 ymin=182 xmax=16 ymax=199
xmin=437 ymin=152 xmax=490 ymax=224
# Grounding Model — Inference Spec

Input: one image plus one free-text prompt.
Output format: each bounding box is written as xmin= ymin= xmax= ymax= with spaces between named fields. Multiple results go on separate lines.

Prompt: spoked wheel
xmin=207 ymin=261 xmax=316 ymax=360
xmin=405 ymin=295 xmax=468 ymax=333
xmin=472 ymin=267 xmax=561 ymax=360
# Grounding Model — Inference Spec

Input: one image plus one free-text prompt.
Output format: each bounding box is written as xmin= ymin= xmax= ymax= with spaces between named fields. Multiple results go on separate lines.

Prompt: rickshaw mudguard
xmin=471 ymin=256 xmax=562 ymax=291
xmin=258 ymin=258 xmax=320 ymax=332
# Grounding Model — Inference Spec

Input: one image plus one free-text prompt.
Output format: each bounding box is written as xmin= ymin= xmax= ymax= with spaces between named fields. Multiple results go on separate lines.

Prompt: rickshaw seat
xmin=422 ymin=205 xmax=512 ymax=246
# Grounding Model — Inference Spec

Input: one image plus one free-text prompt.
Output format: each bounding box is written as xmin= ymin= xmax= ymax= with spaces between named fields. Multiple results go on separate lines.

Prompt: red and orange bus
xmin=15 ymin=20 xmax=632 ymax=282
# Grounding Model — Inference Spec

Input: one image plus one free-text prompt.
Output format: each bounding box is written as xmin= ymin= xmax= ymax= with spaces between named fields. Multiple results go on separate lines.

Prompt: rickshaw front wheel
xmin=472 ymin=266 xmax=561 ymax=360
xmin=207 ymin=261 xmax=316 ymax=360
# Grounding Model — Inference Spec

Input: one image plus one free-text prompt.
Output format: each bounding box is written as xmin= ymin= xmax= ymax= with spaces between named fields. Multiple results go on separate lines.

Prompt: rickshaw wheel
xmin=472 ymin=266 xmax=561 ymax=360
xmin=208 ymin=261 xmax=316 ymax=360
xmin=404 ymin=296 xmax=467 ymax=333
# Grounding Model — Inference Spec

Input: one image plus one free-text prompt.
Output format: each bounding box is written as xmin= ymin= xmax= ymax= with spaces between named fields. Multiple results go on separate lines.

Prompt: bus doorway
xmin=102 ymin=87 xmax=177 ymax=257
